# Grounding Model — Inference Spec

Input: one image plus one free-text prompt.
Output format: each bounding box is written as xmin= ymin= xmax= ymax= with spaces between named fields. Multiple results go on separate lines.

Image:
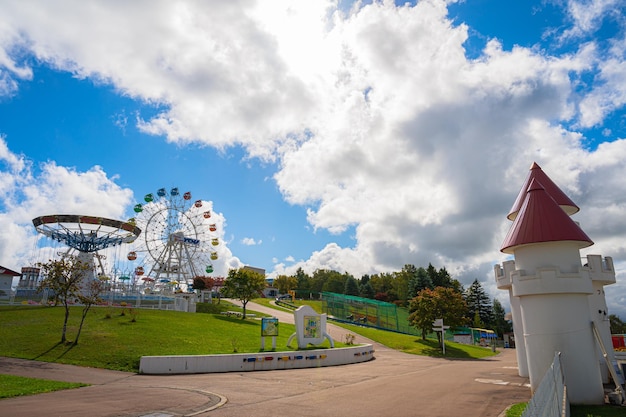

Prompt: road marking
xmin=475 ymin=378 xmax=531 ymax=388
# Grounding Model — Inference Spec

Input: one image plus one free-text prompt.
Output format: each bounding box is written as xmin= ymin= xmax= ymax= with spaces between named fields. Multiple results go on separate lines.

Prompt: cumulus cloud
xmin=0 ymin=137 xmax=243 ymax=278
xmin=577 ymin=36 xmax=626 ymax=128
xmin=0 ymin=137 xmax=133 ymax=266
xmin=0 ymin=0 xmax=626 ymax=316
xmin=242 ymin=237 xmax=261 ymax=246
xmin=560 ymin=0 xmax=624 ymax=39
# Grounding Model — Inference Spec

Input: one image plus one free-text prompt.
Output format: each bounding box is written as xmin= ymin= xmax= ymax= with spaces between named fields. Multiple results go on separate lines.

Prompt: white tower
xmin=495 ymin=162 xmax=582 ymax=379
xmin=496 ymin=167 xmax=604 ymax=404
xmin=585 ymin=254 xmax=618 ymax=383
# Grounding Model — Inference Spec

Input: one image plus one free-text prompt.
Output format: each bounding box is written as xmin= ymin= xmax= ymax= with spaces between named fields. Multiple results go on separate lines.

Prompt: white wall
xmin=139 ymin=344 xmax=375 ymax=374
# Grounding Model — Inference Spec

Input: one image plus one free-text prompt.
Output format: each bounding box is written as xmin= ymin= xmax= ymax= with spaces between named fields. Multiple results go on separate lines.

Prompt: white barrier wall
xmin=139 ymin=344 xmax=375 ymax=374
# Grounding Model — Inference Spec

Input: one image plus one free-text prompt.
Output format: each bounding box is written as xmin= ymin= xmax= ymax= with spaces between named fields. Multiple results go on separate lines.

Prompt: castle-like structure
xmin=494 ymin=162 xmax=618 ymax=405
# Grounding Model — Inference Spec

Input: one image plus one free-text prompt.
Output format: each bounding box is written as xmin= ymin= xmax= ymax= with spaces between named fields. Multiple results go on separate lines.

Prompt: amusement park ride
xmin=128 ymin=187 xmax=220 ymax=290
xmin=31 ymin=187 xmax=220 ymax=293
xmin=32 ymin=214 xmax=141 ymax=281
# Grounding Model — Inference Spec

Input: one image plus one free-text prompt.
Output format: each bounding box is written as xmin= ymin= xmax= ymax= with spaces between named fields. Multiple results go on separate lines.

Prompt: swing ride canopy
xmin=32 ymin=214 xmax=141 ymax=253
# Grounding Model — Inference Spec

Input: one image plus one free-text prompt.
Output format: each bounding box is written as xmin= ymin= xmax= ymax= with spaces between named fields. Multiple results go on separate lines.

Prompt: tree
xmin=491 ymin=298 xmax=512 ymax=337
xmin=309 ymin=269 xmax=331 ymax=294
xmin=295 ymin=267 xmax=311 ymax=298
xmin=609 ymin=314 xmax=626 ymax=334
xmin=409 ymin=267 xmax=433 ymax=298
xmin=322 ymin=274 xmax=345 ymax=293
xmin=408 ymin=287 xmax=467 ymax=341
xmin=426 ymin=263 xmax=440 ymax=287
xmin=74 ymin=278 xmax=105 ymax=344
xmin=193 ymin=276 xmax=215 ymax=292
xmin=359 ymin=281 xmax=375 ymax=299
xmin=37 ymin=257 xmax=90 ymax=344
xmin=344 ymin=275 xmax=360 ymax=296
xmin=221 ymin=268 xmax=267 ymax=319
xmin=273 ymin=275 xmax=298 ymax=295
xmin=360 ymin=274 xmax=370 ymax=286
xmin=464 ymin=279 xmax=492 ymax=327
xmin=472 ymin=311 xmax=484 ymax=328
xmin=369 ymin=272 xmax=395 ymax=296
xmin=392 ymin=264 xmax=416 ymax=305
xmin=426 ymin=264 xmax=463 ymax=292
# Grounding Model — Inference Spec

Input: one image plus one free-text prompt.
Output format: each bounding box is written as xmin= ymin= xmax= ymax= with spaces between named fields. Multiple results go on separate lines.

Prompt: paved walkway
xmin=0 ymin=301 xmax=530 ymax=417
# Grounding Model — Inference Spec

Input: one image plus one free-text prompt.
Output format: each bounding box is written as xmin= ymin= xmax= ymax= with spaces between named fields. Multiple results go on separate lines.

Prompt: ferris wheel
xmin=127 ymin=187 xmax=219 ymax=289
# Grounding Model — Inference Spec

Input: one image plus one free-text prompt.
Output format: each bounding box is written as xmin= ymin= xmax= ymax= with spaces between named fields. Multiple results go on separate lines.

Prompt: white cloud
xmin=0 ymin=138 xmax=133 ymax=268
xmin=1 ymin=1 xmax=626 ymax=316
xmin=578 ymin=36 xmax=626 ymax=128
xmin=561 ymin=0 xmax=624 ymax=39
xmin=242 ymin=237 xmax=261 ymax=246
xmin=0 ymin=137 xmax=243 ymax=278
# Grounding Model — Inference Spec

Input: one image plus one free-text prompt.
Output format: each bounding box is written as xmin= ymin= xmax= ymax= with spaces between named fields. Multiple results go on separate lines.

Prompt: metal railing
xmin=3 ymin=288 xmax=177 ymax=310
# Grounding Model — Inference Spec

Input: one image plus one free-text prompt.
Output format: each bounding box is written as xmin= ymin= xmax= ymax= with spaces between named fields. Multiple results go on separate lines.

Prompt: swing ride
xmin=31 ymin=214 xmax=142 ymax=283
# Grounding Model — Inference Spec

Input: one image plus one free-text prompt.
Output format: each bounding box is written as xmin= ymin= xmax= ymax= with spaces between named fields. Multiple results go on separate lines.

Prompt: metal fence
xmin=521 ymin=352 xmax=569 ymax=417
xmin=321 ymin=291 xmax=419 ymax=335
xmin=4 ymin=288 xmax=178 ymax=310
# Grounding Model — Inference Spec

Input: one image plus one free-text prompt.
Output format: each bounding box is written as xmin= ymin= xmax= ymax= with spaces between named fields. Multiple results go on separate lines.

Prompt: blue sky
xmin=1 ymin=0 xmax=626 ymax=317
xmin=0 ymin=65 xmax=355 ymax=272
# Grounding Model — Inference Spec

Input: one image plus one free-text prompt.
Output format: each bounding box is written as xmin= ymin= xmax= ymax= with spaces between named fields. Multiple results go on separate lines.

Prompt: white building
xmin=494 ymin=162 xmax=618 ymax=405
xmin=0 ymin=265 xmax=21 ymax=299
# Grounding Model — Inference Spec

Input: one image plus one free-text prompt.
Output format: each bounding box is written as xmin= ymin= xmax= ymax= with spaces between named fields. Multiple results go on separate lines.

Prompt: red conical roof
xmin=507 ymin=162 xmax=579 ymax=220
xmin=500 ymin=178 xmax=593 ymax=254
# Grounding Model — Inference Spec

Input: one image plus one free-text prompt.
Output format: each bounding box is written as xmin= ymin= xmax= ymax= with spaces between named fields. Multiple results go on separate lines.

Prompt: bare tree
xmin=74 ymin=278 xmax=105 ymax=344
xmin=37 ymin=257 xmax=90 ymax=344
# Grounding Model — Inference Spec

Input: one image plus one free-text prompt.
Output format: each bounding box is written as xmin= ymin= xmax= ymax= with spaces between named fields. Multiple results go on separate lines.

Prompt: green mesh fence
xmin=321 ymin=292 xmax=419 ymax=335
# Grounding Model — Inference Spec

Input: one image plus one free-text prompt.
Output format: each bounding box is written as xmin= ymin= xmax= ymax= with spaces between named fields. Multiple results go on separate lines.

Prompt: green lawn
xmin=0 ymin=374 xmax=88 ymax=399
xmin=252 ymin=297 xmax=323 ymax=313
xmin=0 ymin=303 xmax=327 ymax=372
xmin=336 ymin=322 xmax=497 ymax=358
xmin=252 ymin=298 xmax=497 ymax=359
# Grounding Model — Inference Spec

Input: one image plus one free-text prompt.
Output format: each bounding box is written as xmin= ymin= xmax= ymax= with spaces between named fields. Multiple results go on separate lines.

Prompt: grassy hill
xmin=0 ymin=303 xmax=305 ymax=372
xmin=0 ymin=300 xmax=498 ymax=372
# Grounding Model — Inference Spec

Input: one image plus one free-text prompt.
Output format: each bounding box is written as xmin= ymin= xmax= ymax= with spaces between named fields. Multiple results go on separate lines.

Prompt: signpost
xmin=287 ymin=305 xmax=334 ymax=349
xmin=261 ymin=317 xmax=279 ymax=351
xmin=432 ymin=318 xmax=450 ymax=355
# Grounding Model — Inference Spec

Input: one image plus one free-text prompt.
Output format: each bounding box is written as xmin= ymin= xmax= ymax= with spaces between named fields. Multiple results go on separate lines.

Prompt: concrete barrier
xmin=139 ymin=344 xmax=375 ymax=374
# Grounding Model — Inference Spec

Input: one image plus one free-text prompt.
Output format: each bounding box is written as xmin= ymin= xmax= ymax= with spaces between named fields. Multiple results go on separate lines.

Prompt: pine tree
xmin=409 ymin=267 xmax=432 ymax=298
xmin=360 ymin=274 xmax=370 ymax=286
xmin=359 ymin=281 xmax=375 ymax=299
xmin=295 ymin=267 xmax=311 ymax=298
xmin=344 ymin=275 xmax=360 ymax=296
xmin=491 ymin=298 xmax=511 ymax=337
xmin=464 ymin=279 xmax=492 ymax=327
xmin=427 ymin=263 xmax=440 ymax=287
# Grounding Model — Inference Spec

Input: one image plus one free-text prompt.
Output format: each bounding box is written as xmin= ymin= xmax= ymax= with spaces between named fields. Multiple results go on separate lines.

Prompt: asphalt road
xmin=0 ymin=301 xmax=530 ymax=417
